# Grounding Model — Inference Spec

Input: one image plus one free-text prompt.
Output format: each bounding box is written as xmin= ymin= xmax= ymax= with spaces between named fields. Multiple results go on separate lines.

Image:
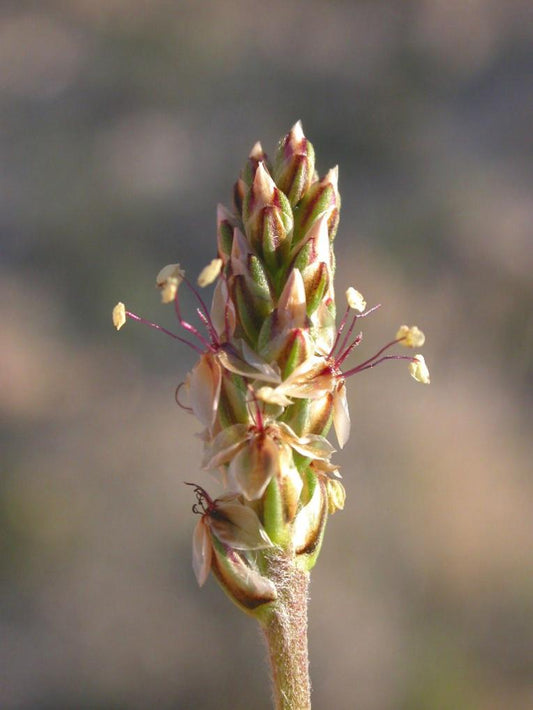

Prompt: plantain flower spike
xmin=111 ymin=123 xmax=430 ymax=616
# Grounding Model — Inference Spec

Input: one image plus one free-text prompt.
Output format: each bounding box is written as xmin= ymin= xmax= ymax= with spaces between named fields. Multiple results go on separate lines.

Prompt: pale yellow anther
xmin=346 ymin=287 xmax=366 ymax=313
xmin=156 ymin=263 xmax=185 ymax=304
xmin=197 ymin=258 xmax=223 ymax=287
xmin=396 ymin=324 xmax=426 ymax=348
xmin=409 ymin=354 xmax=430 ymax=384
xmin=112 ymin=302 xmax=126 ymax=331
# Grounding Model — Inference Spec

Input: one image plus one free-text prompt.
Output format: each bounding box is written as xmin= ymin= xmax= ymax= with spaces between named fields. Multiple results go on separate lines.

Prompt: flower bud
xmin=242 ymin=163 xmax=293 ymax=268
xmin=233 ymin=142 xmax=270 ymax=216
xmin=292 ymin=166 xmax=340 ymax=247
xmin=232 ymin=273 xmax=272 ymax=345
xmin=273 ymin=121 xmax=316 ymax=206
xmin=291 ymin=213 xmax=334 ymax=315
xmin=217 ymin=204 xmax=238 ymax=263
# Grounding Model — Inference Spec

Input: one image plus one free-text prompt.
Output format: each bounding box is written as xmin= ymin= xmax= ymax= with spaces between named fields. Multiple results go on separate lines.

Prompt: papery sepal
xmin=210 ymin=536 xmax=278 ymax=612
xmin=293 ymin=474 xmax=328 ymax=571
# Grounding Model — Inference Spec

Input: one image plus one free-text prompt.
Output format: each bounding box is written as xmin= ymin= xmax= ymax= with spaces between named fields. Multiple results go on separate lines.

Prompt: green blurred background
xmin=2 ymin=1 xmax=532 ymax=708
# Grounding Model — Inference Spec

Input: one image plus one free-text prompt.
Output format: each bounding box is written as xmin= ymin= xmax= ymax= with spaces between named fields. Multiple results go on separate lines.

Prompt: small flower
xmin=187 ymin=484 xmax=274 ymax=593
xmin=396 ymin=324 xmax=426 ymax=348
xmin=156 ymin=263 xmax=185 ymax=303
xmin=409 ymin=354 xmax=430 ymax=384
xmin=112 ymin=302 xmax=127 ymax=330
xmin=345 ymin=287 xmax=366 ymax=313
xmin=203 ymin=419 xmax=334 ymax=501
xmin=198 ymin=258 xmax=223 ymax=287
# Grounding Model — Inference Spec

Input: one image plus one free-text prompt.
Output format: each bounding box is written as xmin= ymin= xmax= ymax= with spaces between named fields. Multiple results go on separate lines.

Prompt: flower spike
xmin=112 ymin=124 xmax=431 ymax=709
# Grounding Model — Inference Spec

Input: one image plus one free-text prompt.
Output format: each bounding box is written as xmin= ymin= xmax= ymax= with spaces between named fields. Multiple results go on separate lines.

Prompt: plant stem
xmin=261 ymin=552 xmax=311 ymax=710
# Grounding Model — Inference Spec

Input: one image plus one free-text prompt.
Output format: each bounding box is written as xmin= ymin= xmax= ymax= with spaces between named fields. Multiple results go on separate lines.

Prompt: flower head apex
xmin=346 ymin=287 xmax=366 ymax=313
xmin=409 ymin=354 xmax=430 ymax=384
xmin=112 ymin=302 xmax=126 ymax=330
xmin=396 ymin=324 xmax=426 ymax=348
xmin=197 ymin=258 xmax=223 ymax=287
xmin=249 ymin=141 xmax=264 ymax=161
xmin=156 ymin=263 xmax=185 ymax=303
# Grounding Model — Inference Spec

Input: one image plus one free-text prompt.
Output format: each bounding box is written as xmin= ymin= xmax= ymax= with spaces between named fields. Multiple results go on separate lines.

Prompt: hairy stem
xmin=261 ymin=552 xmax=311 ymax=710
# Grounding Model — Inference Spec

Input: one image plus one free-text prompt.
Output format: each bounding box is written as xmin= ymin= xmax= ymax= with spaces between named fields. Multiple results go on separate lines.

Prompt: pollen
xmin=345 ymin=287 xmax=366 ymax=313
xmin=156 ymin=263 xmax=185 ymax=303
xmin=112 ymin=302 xmax=126 ymax=331
xmin=396 ymin=325 xmax=426 ymax=348
xmin=197 ymin=258 xmax=223 ymax=287
xmin=409 ymin=354 xmax=430 ymax=384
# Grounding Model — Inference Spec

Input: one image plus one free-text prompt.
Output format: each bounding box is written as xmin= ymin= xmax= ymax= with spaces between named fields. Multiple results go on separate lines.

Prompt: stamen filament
xmin=184 ymin=276 xmax=220 ymax=344
xmin=125 ymin=311 xmax=204 ymax=354
xmin=344 ymin=353 xmax=416 ymax=377
xmin=328 ymin=304 xmax=351 ymax=356
xmin=173 ymin=294 xmax=213 ymax=350
xmin=335 ymin=332 xmax=363 ymax=368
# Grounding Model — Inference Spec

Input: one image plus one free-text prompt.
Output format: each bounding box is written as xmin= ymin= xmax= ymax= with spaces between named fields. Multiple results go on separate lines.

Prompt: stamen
xmin=172 ymin=292 xmax=213 ymax=351
xmin=344 ymin=353 xmax=416 ymax=378
xmin=246 ymin=385 xmax=265 ymax=432
xmin=329 ymin=303 xmax=381 ymax=359
xmin=183 ymin=276 xmax=220 ymax=345
xmin=335 ymin=331 xmax=363 ymax=368
xmin=125 ymin=311 xmax=204 ymax=354
xmin=328 ymin=303 xmax=350 ymax=357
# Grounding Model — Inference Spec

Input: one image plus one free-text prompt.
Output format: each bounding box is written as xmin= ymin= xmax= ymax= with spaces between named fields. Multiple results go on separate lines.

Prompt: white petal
xmin=208 ymin=501 xmax=273 ymax=550
xmin=192 ymin=518 xmax=212 ymax=587
xmin=277 ymin=422 xmax=336 ymax=461
xmin=210 ymin=279 xmax=236 ymax=338
xmin=333 ymin=382 xmax=351 ymax=449
xmin=229 ymin=436 xmax=279 ymax=500
xmin=202 ymin=423 xmax=249 ymax=470
xmin=188 ymin=353 xmax=222 ymax=430
xmin=218 ymin=342 xmax=281 ymax=384
xmin=276 ymin=355 xmax=334 ymax=400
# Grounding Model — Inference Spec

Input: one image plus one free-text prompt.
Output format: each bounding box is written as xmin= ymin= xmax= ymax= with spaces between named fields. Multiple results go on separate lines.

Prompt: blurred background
xmin=1 ymin=1 xmax=532 ymax=708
